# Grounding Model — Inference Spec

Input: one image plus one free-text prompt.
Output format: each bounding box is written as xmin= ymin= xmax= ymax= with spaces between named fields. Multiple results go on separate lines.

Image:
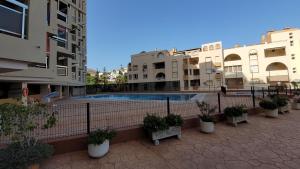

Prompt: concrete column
xmin=63 ymin=86 xmax=70 ymax=97
xmin=59 ymin=85 xmax=63 ymax=99
xmin=21 ymin=82 xmax=27 ymax=106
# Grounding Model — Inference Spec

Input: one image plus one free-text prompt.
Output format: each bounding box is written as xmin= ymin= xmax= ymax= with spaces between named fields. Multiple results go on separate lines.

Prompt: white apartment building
xmin=127 ymin=28 xmax=300 ymax=91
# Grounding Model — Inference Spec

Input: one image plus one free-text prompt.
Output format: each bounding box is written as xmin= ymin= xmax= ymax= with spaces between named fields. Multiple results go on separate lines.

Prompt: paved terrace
xmin=42 ymin=109 xmax=300 ymax=169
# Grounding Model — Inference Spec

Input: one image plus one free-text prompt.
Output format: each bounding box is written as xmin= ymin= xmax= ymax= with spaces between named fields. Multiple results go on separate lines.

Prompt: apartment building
xmin=0 ymin=0 xmax=87 ymax=103
xmin=127 ymin=28 xmax=300 ymax=91
xmin=127 ymin=42 xmax=223 ymax=91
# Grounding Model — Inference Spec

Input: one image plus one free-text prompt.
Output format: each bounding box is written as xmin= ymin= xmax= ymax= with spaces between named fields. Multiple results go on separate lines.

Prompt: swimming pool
xmin=74 ymin=93 xmax=197 ymax=101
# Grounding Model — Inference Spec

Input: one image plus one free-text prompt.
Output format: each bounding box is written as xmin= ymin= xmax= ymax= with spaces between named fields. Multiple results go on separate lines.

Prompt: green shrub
xmin=143 ymin=114 xmax=183 ymax=133
xmin=88 ymin=129 xmax=116 ymax=145
xmin=259 ymin=100 xmax=278 ymax=110
xmin=0 ymin=103 xmax=57 ymax=142
xmin=0 ymin=138 xmax=53 ymax=169
xmin=143 ymin=114 xmax=168 ymax=133
xmin=271 ymin=96 xmax=288 ymax=107
xmin=224 ymin=105 xmax=247 ymax=117
xmin=196 ymin=101 xmax=216 ymax=122
xmin=165 ymin=114 xmax=183 ymax=126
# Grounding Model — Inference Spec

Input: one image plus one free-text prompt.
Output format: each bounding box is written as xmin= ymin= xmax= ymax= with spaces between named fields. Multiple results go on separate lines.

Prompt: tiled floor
xmin=41 ymin=110 xmax=300 ymax=169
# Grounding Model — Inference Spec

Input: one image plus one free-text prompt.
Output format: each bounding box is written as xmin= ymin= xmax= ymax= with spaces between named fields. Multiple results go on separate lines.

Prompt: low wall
xmin=48 ymin=116 xmax=200 ymax=155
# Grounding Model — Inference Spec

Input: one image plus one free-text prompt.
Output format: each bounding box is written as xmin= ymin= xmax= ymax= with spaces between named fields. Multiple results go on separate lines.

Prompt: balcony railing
xmin=224 ymin=71 xmax=243 ymax=78
xmin=156 ymin=77 xmax=166 ymax=81
xmin=0 ymin=1 xmax=28 ymax=39
xmin=72 ymin=72 xmax=76 ymax=80
xmin=267 ymin=75 xmax=289 ymax=82
xmin=57 ymin=11 xmax=68 ymax=23
xmin=57 ymin=65 xmax=68 ymax=76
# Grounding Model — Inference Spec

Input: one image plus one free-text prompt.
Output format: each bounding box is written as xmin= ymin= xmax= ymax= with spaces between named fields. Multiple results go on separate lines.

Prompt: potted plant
xmin=0 ymin=103 xmax=57 ymax=169
xmin=224 ymin=105 xmax=248 ymax=127
xmin=143 ymin=114 xmax=183 ymax=145
xmin=259 ymin=99 xmax=278 ymax=118
xmin=292 ymin=97 xmax=300 ymax=110
xmin=271 ymin=96 xmax=289 ymax=113
xmin=196 ymin=101 xmax=216 ymax=133
xmin=88 ymin=129 xmax=116 ymax=158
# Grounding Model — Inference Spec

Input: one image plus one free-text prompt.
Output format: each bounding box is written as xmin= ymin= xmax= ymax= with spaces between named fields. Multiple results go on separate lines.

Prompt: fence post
xmin=286 ymin=87 xmax=288 ymax=96
xmin=218 ymin=93 xmax=221 ymax=114
xmin=251 ymin=86 xmax=256 ymax=108
xmin=167 ymin=97 xmax=170 ymax=115
xmin=268 ymin=86 xmax=270 ymax=96
xmin=87 ymin=103 xmax=90 ymax=134
xmin=262 ymin=87 xmax=265 ymax=98
xmin=290 ymin=86 xmax=292 ymax=96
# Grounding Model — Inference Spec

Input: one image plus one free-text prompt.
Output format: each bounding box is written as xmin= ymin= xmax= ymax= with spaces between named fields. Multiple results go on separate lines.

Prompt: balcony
xmin=72 ymin=72 xmax=76 ymax=80
xmin=0 ymin=1 xmax=28 ymax=39
xmin=57 ymin=65 xmax=68 ymax=76
xmin=265 ymin=47 xmax=286 ymax=58
xmin=224 ymin=72 xmax=243 ymax=78
xmin=267 ymin=75 xmax=289 ymax=82
xmin=224 ymin=60 xmax=242 ymax=67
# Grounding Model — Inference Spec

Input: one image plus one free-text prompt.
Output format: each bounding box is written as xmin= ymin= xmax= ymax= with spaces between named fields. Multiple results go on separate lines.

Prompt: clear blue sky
xmin=87 ymin=0 xmax=300 ymax=71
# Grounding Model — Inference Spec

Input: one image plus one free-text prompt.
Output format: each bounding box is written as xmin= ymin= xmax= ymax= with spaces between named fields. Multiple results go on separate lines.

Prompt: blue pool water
xmin=74 ymin=93 xmax=197 ymax=101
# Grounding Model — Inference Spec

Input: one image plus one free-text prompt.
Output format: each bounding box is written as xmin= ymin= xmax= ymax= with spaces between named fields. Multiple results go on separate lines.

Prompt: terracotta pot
xmin=28 ymin=164 xmax=39 ymax=169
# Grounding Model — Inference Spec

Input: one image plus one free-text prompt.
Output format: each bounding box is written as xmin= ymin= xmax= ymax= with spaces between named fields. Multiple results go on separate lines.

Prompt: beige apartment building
xmin=127 ymin=28 xmax=300 ymax=91
xmin=0 ymin=0 xmax=87 ymax=103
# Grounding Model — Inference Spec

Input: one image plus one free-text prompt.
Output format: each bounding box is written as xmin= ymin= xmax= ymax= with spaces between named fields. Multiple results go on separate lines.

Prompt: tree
xmin=86 ymin=73 xmax=96 ymax=85
xmin=115 ymin=74 xmax=127 ymax=85
xmin=95 ymin=69 xmax=100 ymax=84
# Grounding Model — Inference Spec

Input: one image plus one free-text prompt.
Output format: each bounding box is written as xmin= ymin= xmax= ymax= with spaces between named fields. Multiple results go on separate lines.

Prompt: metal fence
xmin=1 ymin=88 xmax=298 ymax=144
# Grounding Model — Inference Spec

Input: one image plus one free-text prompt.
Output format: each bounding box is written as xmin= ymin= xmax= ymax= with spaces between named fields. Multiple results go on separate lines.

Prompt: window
xmin=184 ymin=69 xmax=188 ymax=75
xmin=0 ymin=0 xmax=28 ymax=39
xmin=215 ymin=44 xmax=221 ymax=49
xmin=193 ymin=69 xmax=200 ymax=75
xmin=172 ymin=61 xmax=178 ymax=79
xmin=205 ymin=57 xmax=212 ymax=74
xmin=133 ymin=74 xmax=138 ymax=80
xmin=57 ymin=25 xmax=68 ymax=48
xmin=184 ymin=80 xmax=189 ymax=88
xmin=143 ymin=64 xmax=147 ymax=72
xmin=128 ymin=74 xmax=132 ymax=80
xmin=132 ymin=65 xmax=138 ymax=71
xmin=72 ymin=0 xmax=76 ymax=4
xmin=190 ymin=80 xmax=200 ymax=87
xmin=291 ymin=54 xmax=295 ymax=60
xmin=172 ymin=72 xmax=178 ymax=79
xmin=209 ymin=45 xmax=214 ymax=51
xmin=72 ymin=44 xmax=76 ymax=54
xmin=143 ymin=74 xmax=148 ymax=79
xmin=153 ymin=62 xmax=165 ymax=69
xmin=47 ymin=0 xmax=51 ymax=26
xmin=78 ymin=11 xmax=81 ymax=22
xmin=249 ymin=49 xmax=259 ymax=73
xmin=57 ymin=1 xmax=68 ymax=22
xmin=203 ymin=46 xmax=208 ymax=51
xmin=290 ymin=41 xmax=294 ymax=46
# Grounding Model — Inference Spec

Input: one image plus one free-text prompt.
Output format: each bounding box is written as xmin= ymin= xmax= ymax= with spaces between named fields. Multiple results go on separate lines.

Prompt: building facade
xmin=127 ymin=28 xmax=300 ymax=91
xmin=0 ymin=0 xmax=87 ymax=103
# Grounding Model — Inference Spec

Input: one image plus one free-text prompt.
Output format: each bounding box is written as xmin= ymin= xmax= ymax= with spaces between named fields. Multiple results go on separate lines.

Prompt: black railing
xmin=2 ymin=89 xmax=296 ymax=144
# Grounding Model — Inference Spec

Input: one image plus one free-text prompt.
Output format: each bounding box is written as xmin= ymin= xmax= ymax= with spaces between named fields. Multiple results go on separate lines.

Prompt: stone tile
xmin=41 ymin=110 xmax=300 ymax=169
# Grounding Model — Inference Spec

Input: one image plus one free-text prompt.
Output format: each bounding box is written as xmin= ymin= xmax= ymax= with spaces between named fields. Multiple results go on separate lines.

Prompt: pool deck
xmin=41 ymin=109 xmax=300 ymax=169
